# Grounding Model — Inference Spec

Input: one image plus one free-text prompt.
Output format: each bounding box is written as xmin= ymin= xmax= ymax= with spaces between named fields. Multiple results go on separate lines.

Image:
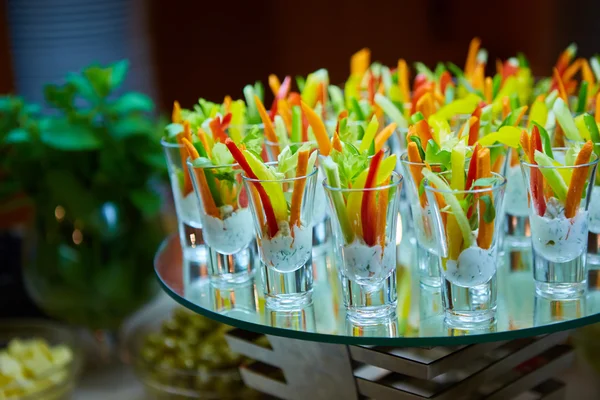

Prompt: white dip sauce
xmin=589 ymin=186 xmax=600 ymax=234
xmin=504 ymin=165 xmax=529 ymax=217
xmin=530 ymin=198 xmax=588 ymax=263
xmin=340 ymin=239 xmax=396 ymax=285
xmin=443 ymin=245 xmax=497 ymax=287
xmin=178 ymin=192 xmax=202 ymax=224
xmin=203 ymin=206 xmax=254 ymax=254
xmin=260 ymin=221 xmax=312 ymax=273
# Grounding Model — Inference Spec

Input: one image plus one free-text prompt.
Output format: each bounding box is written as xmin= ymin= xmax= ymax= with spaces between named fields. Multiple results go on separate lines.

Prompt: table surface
xmin=156 ymin=233 xmax=600 ymax=346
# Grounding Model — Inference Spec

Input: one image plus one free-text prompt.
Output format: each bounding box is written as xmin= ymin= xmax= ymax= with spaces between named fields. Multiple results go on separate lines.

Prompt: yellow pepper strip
xmin=359 ymin=116 xmax=379 ymax=153
xmin=476 ymin=148 xmax=493 ymax=249
xmin=446 ymin=215 xmax=463 ymax=262
xmin=398 ymin=59 xmax=410 ymax=103
xmin=346 ymin=155 xmax=397 ymax=236
xmin=268 ymin=74 xmax=281 ymax=96
xmin=553 ymin=68 xmax=568 ymax=102
xmin=374 ymin=123 xmax=397 ymax=153
xmin=465 ymin=37 xmax=481 ymax=78
xmin=520 ymin=129 xmax=531 ymax=162
xmin=301 ymin=100 xmax=332 ymax=156
xmin=484 ymin=77 xmax=493 ymax=103
xmin=172 ymin=101 xmax=181 ymax=123
xmin=528 ymin=99 xmax=548 ymax=128
xmin=596 ymin=92 xmax=600 ymax=123
xmin=197 ymin=128 xmax=212 ymax=159
xmin=254 ymin=95 xmax=279 ymax=145
xmin=277 ymin=99 xmax=293 ymax=133
xmin=351 ymin=48 xmax=371 ymax=77
xmin=582 ymin=59 xmax=595 ymax=85
xmin=451 ymin=142 xmax=466 ymax=196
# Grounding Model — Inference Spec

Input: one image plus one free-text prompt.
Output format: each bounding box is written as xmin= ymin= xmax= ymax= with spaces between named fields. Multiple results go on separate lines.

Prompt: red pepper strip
xmin=530 ymin=125 xmax=547 ymax=216
xmin=502 ymin=60 xmax=519 ymax=81
xmin=411 ymin=82 xmax=434 ymax=115
xmin=367 ymin=71 xmax=376 ymax=105
xmin=224 ymin=139 xmax=279 ymax=237
xmin=466 ymin=143 xmax=480 ymax=219
xmin=439 ymin=71 xmax=453 ymax=94
xmin=221 ymin=113 xmax=232 ymax=130
xmin=269 ymin=76 xmax=292 ymax=120
xmin=361 ymin=150 xmax=384 ymax=246
xmin=209 ymin=117 xmax=229 ymax=143
xmin=413 ymin=73 xmax=428 ymax=93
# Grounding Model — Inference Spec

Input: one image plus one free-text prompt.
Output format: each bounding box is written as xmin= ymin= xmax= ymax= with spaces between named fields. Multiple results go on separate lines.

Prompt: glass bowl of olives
xmin=127 ymin=306 xmax=260 ymax=399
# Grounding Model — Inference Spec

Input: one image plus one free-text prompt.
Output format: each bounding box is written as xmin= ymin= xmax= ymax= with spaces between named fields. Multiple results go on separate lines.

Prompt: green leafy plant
xmin=0 ymin=60 xmax=166 ymax=329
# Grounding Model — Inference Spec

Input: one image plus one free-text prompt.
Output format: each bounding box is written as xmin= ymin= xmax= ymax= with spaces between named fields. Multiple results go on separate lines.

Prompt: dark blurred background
xmin=1 ymin=0 xmax=599 ymax=317
xmin=2 ymin=0 xmax=600 ymax=110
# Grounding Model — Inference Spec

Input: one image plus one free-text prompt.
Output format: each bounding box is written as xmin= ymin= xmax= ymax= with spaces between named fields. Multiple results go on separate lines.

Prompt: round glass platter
xmin=155 ymin=234 xmax=600 ymax=346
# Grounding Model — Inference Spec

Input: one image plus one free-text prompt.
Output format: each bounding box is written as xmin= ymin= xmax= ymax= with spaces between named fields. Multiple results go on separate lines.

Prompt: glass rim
xmin=520 ymin=147 xmax=599 ymax=169
xmin=160 ymin=137 xmax=183 ymax=148
xmin=399 ymin=152 xmax=442 ymax=167
xmin=186 ymin=157 xmax=240 ymax=170
xmin=424 ymin=171 xmax=507 ymax=195
xmin=323 ymin=171 xmax=403 ymax=192
xmin=241 ymin=161 xmax=318 ymax=183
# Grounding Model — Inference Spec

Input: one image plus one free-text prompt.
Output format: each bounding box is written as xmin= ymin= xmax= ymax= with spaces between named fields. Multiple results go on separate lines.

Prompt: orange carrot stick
xmin=476 ymin=147 xmax=493 ymax=249
xmin=301 ymin=100 xmax=332 ymax=156
xmin=553 ymin=68 xmax=568 ymax=102
xmin=289 ymin=150 xmax=310 ymax=229
xmin=565 ymin=141 xmax=594 ymax=218
xmin=520 ymin=130 xmax=531 ymax=162
xmin=172 ymin=101 xmax=182 ymax=123
xmin=562 ymin=58 xmax=582 ymax=83
xmin=277 ymin=99 xmax=293 ymax=132
xmin=374 ymin=123 xmax=397 ymax=153
xmin=514 ymin=105 xmax=528 ymax=126
xmin=407 ymin=142 xmax=426 ymax=207
xmin=332 ymin=131 xmax=343 ymax=152
xmin=376 ymin=177 xmax=391 ymax=248
xmin=465 ymin=37 xmax=481 ymax=77
xmin=502 ymin=96 xmax=511 ymax=119
xmin=182 ymin=138 xmax=220 ymax=218
xmin=197 ymin=128 xmax=212 ymax=158
xmin=223 ymin=95 xmax=232 ymax=113
xmin=496 ymin=59 xmax=504 ymax=80
xmin=176 ymin=122 xmax=194 ymax=195
xmin=398 ymin=59 xmax=410 ymax=103
xmin=484 ymin=77 xmax=493 ymax=103
xmin=209 ymin=117 xmax=229 ymax=143
xmin=254 ymin=95 xmax=279 ymax=144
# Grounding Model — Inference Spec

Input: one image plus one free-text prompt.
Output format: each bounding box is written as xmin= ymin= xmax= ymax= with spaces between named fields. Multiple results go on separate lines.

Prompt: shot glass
xmin=425 ymin=171 xmax=507 ymax=327
xmin=324 ymin=171 xmax=403 ymax=323
xmin=243 ymin=162 xmax=318 ymax=309
xmin=521 ymin=149 xmax=598 ymax=299
xmin=161 ymin=138 xmax=205 ymax=262
xmin=400 ymin=154 xmax=442 ymax=287
xmin=187 ymin=160 xmax=257 ymax=286
xmin=265 ymin=140 xmax=330 ymax=247
xmin=501 ymin=146 xmax=531 ymax=247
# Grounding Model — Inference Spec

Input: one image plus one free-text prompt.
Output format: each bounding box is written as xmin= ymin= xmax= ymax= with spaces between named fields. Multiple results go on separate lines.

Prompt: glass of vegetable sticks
xmin=240 ymin=152 xmax=318 ymax=309
xmin=161 ymin=138 xmax=205 ymax=261
xmin=323 ymin=151 xmax=402 ymax=323
xmin=400 ymin=152 xmax=442 ymax=288
xmin=520 ymin=134 xmax=598 ymax=299
xmin=186 ymin=158 xmax=258 ymax=286
xmin=423 ymin=149 xmax=507 ymax=327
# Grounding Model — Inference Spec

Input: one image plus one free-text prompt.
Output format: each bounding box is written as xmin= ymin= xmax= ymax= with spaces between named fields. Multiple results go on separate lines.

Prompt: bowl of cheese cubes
xmin=0 ymin=320 xmax=82 ymax=399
